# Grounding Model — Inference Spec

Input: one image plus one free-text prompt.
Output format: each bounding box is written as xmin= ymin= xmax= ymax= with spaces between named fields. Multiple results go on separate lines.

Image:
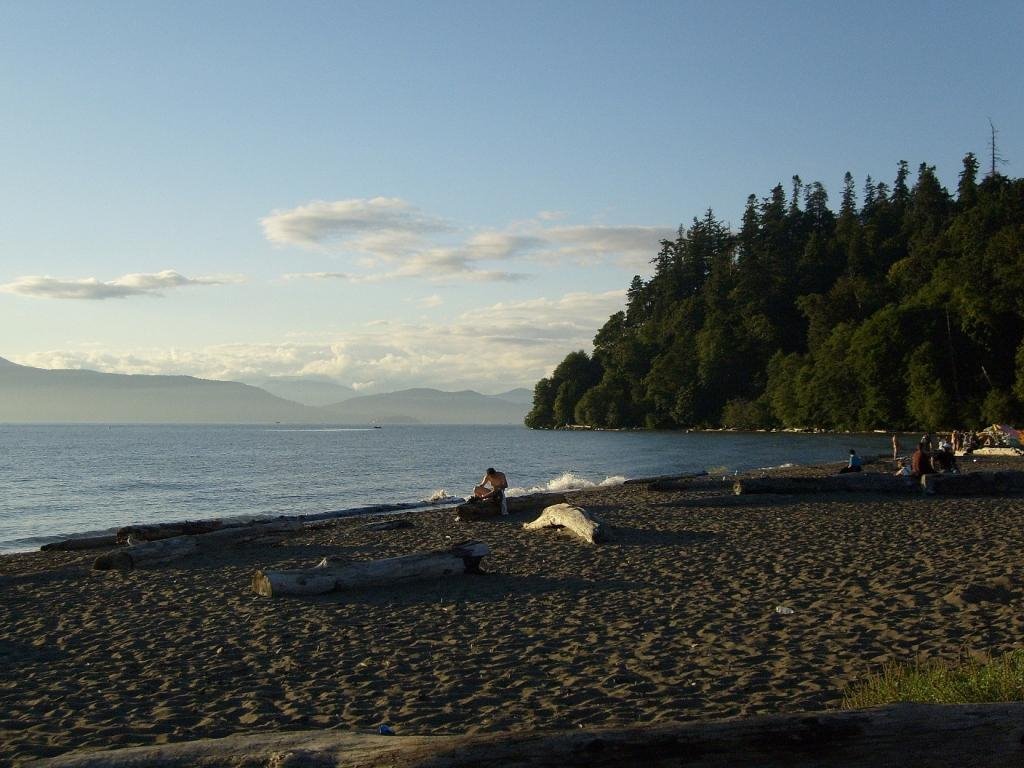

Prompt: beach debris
xmin=774 ymin=605 xmax=795 ymax=615
xmin=251 ymin=540 xmax=491 ymax=598
xmin=377 ymin=724 xmax=395 ymax=736
xmin=523 ymin=503 xmax=607 ymax=544
xmin=454 ymin=491 xmax=567 ymax=520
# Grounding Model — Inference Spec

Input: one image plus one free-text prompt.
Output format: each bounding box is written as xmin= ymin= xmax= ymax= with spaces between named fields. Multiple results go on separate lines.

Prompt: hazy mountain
xmin=492 ymin=387 xmax=534 ymax=406
xmin=0 ymin=357 xmax=325 ymax=423
xmin=242 ymin=376 xmax=356 ymax=407
xmin=320 ymin=387 xmax=529 ymax=425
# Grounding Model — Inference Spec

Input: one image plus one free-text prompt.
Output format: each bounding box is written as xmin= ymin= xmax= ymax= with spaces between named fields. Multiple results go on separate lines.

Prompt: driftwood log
xmin=115 ymin=520 xmax=227 ymax=544
xmin=921 ymin=470 xmax=1024 ymax=495
xmin=92 ymin=520 xmax=304 ymax=571
xmin=252 ymin=541 xmax=491 ymax=597
xmin=624 ymin=471 xmax=708 ymax=491
xmin=523 ymin=503 xmax=606 ymax=544
xmin=359 ymin=518 xmax=415 ymax=532
xmin=734 ymin=474 xmax=918 ymax=495
xmin=40 ymin=534 xmax=119 ymax=552
xmin=32 ymin=702 xmax=1024 ymax=767
xmin=454 ymin=492 xmax=566 ymax=519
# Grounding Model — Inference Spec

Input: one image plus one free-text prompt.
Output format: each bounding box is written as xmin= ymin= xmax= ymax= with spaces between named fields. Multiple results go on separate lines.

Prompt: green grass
xmin=841 ymin=650 xmax=1024 ymax=709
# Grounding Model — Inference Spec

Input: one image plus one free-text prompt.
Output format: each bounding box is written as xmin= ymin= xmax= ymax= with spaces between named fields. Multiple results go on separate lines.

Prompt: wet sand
xmin=3 ymin=457 xmax=1023 ymax=765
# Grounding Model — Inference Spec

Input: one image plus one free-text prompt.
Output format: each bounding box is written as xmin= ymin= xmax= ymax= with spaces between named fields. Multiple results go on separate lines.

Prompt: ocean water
xmin=0 ymin=424 xmax=891 ymax=552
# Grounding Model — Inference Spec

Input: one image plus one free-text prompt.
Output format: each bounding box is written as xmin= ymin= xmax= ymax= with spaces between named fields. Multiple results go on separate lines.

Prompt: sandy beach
xmin=2 ymin=457 xmax=1023 ymax=765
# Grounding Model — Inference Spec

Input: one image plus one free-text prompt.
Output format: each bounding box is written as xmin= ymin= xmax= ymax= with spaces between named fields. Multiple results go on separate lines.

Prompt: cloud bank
xmin=0 ymin=270 xmax=244 ymax=300
xmin=18 ymin=289 xmax=626 ymax=393
xmin=264 ymin=197 xmax=673 ymax=283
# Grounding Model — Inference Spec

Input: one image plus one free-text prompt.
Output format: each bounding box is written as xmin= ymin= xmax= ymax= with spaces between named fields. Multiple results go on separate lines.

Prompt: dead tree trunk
xmin=454 ymin=492 xmax=566 ymax=519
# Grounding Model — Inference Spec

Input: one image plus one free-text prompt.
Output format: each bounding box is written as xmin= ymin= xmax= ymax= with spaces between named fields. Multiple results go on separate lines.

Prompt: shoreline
xmin=3 ymin=456 xmax=1023 ymax=764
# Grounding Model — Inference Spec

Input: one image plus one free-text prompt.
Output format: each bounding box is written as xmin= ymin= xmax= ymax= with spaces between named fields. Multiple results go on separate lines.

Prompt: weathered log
xmin=523 ymin=503 xmax=606 ymax=544
xmin=455 ymin=492 xmax=566 ymax=519
xmin=921 ymin=470 xmax=1024 ymax=495
xmin=115 ymin=520 xmax=225 ymax=544
xmin=624 ymin=471 xmax=707 ymax=490
xmin=93 ymin=536 xmax=199 ymax=571
xmin=359 ymin=518 xmax=415 ymax=531
xmin=734 ymin=474 xmax=918 ymax=495
xmin=32 ymin=701 xmax=1024 ymax=767
xmin=252 ymin=541 xmax=491 ymax=597
xmin=41 ymin=534 xmax=119 ymax=552
xmin=93 ymin=520 xmax=303 ymax=571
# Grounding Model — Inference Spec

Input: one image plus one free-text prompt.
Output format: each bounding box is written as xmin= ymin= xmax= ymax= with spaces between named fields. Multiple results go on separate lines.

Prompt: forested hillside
xmin=527 ymin=156 xmax=1024 ymax=431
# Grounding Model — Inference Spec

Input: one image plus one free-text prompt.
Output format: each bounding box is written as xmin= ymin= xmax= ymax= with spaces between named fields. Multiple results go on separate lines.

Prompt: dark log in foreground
xmin=34 ymin=701 xmax=1024 ymax=767
xmin=41 ymin=534 xmax=119 ymax=552
xmin=252 ymin=541 xmax=490 ymax=597
xmin=735 ymin=474 xmax=918 ymax=495
xmin=523 ymin=503 xmax=606 ymax=544
xmin=454 ymin=492 xmax=566 ymax=519
xmin=921 ymin=470 xmax=1024 ymax=495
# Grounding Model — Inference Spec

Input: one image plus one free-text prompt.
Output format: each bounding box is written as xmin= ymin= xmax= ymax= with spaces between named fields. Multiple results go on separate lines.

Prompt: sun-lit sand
xmin=3 ymin=457 xmax=1023 ymax=765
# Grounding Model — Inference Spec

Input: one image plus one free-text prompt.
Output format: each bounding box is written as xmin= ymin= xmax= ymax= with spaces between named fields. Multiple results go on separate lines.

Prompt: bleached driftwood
xmin=92 ymin=520 xmax=304 ymax=571
xmin=455 ymin=492 xmax=566 ymax=519
xmin=41 ymin=534 xmax=119 ymax=552
xmin=32 ymin=701 xmax=1024 ymax=767
xmin=523 ymin=503 xmax=606 ymax=544
xmin=252 ymin=541 xmax=490 ymax=597
xmin=734 ymin=474 xmax=917 ymax=495
xmin=921 ymin=470 xmax=1024 ymax=495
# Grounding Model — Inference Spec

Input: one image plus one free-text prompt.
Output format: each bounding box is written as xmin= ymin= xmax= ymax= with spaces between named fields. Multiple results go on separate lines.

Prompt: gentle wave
xmin=508 ymin=471 xmax=627 ymax=496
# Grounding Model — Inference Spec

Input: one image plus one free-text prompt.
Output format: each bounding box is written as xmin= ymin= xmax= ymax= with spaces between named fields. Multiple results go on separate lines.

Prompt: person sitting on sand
xmin=838 ymin=449 xmax=863 ymax=473
xmin=932 ymin=441 xmax=959 ymax=474
xmin=473 ymin=467 xmax=509 ymax=515
xmin=894 ymin=459 xmax=912 ymax=477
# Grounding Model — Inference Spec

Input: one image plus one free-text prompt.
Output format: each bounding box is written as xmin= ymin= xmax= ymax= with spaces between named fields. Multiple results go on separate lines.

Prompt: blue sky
xmin=1 ymin=1 xmax=1021 ymax=392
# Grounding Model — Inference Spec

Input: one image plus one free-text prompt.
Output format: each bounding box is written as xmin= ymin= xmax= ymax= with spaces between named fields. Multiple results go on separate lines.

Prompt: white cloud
xmin=0 ymin=270 xmax=244 ymax=300
xmin=263 ymin=197 xmax=673 ymax=283
xmin=412 ymin=294 xmax=443 ymax=308
xmin=17 ymin=289 xmax=627 ymax=392
xmin=261 ymin=197 xmax=450 ymax=248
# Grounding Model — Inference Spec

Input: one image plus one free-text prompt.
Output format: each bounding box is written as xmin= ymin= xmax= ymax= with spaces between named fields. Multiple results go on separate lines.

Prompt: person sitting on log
xmin=838 ymin=449 xmax=863 ymax=473
xmin=932 ymin=441 xmax=959 ymax=473
xmin=473 ymin=467 xmax=509 ymax=515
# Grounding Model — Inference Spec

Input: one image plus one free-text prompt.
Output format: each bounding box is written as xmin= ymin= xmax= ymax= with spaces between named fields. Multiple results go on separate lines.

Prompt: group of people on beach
xmin=893 ymin=433 xmax=959 ymax=478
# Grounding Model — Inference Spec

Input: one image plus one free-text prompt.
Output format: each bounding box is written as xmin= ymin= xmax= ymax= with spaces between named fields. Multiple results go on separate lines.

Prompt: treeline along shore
xmin=2 ymin=456 xmax=1024 ymax=764
xmin=527 ymin=155 xmax=1024 ymax=433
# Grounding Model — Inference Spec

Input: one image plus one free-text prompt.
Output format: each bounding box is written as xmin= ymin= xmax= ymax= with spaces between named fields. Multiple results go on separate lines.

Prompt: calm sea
xmin=0 ymin=424 xmax=891 ymax=553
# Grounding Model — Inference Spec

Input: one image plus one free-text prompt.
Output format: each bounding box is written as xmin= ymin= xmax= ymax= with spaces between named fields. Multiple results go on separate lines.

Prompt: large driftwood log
xmin=93 ymin=520 xmax=304 ymax=571
xmin=252 ymin=541 xmax=490 ymax=597
xmin=734 ymin=474 xmax=918 ymax=495
xmin=93 ymin=536 xmax=200 ymax=571
xmin=455 ymin=492 xmax=566 ymax=519
xmin=33 ymin=701 xmax=1024 ymax=767
xmin=115 ymin=520 xmax=226 ymax=544
xmin=625 ymin=471 xmax=708 ymax=491
xmin=921 ymin=470 xmax=1024 ymax=495
xmin=41 ymin=534 xmax=119 ymax=552
xmin=523 ymin=503 xmax=606 ymax=544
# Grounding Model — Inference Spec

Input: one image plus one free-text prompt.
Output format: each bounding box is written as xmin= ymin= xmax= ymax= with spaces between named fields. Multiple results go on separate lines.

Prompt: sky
xmin=1 ymin=1 xmax=1021 ymax=394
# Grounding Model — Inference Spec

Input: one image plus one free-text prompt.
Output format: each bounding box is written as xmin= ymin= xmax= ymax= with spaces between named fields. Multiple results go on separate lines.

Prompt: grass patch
xmin=842 ymin=650 xmax=1024 ymax=709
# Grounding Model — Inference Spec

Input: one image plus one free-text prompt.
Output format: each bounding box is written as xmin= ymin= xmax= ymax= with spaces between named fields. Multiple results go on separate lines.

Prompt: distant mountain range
xmin=0 ymin=357 xmax=531 ymax=425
